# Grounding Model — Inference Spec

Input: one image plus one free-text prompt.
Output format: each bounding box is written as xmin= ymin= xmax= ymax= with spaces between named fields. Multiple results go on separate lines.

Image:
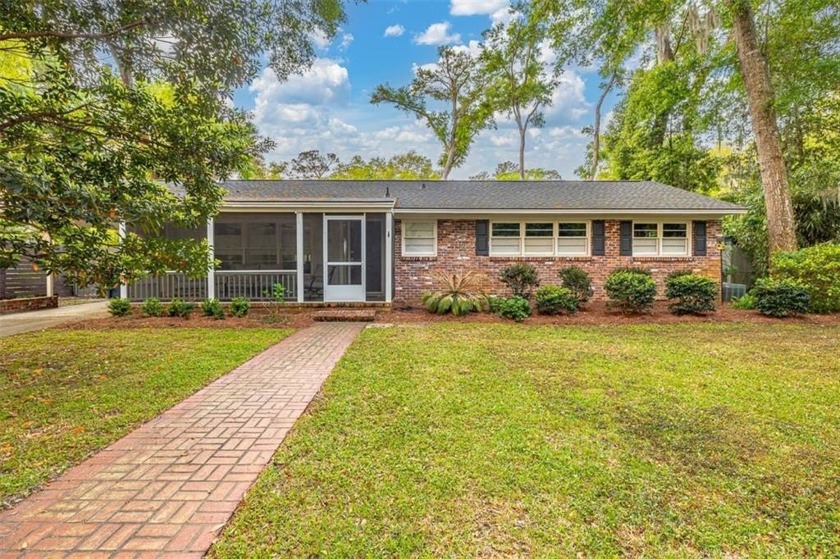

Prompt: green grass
xmin=0 ymin=328 xmax=289 ymax=505
xmin=212 ymin=323 xmax=840 ymax=558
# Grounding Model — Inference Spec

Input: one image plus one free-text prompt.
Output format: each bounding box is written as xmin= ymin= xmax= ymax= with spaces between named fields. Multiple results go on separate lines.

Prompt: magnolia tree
xmin=0 ymin=0 xmax=348 ymax=290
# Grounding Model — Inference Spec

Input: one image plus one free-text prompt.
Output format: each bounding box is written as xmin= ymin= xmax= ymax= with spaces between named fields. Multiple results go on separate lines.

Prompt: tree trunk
xmin=518 ymin=125 xmax=526 ymax=180
xmin=591 ymin=74 xmax=617 ymax=180
xmin=727 ymin=0 xmax=797 ymax=253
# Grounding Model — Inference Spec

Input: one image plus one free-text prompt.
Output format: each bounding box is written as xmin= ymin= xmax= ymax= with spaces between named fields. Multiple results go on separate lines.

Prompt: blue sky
xmin=233 ymin=0 xmax=617 ymax=179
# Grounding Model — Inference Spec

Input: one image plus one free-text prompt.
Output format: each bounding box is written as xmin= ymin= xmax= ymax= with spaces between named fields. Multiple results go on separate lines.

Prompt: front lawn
xmin=0 ymin=328 xmax=289 ymax=506
xmin=213 ymin=323 xmax=840 ymax=557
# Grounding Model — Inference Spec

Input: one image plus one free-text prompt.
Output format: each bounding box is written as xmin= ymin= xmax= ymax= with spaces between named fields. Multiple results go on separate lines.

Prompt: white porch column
xmin=385 ymin=212 xmax=393 ymax=303
xmin=118 ymin=221 xmax=128 ymax=299
xmin=207 ymin=217 xmax=215 ymax=299
xmin=46 ymin=273 xmax=55 ymax=298
xmin=296 ymin=212 xmax=304 ymax=303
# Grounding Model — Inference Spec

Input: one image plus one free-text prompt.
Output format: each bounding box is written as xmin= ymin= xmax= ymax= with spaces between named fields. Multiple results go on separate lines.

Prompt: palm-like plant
xmin=421 ymin=271 xmax=486 ymax=316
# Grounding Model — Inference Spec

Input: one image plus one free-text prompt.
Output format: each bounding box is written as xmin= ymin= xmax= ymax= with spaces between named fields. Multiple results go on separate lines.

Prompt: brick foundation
xmin=394 ymin=219 xmax=722 ymax=306
xmin=0 ymin=296 xmax=59 ymax=315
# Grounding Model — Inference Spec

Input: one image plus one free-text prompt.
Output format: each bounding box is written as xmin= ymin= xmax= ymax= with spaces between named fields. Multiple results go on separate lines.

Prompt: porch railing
xmin=214 ymin=270 xmax=297 ymax=301
xmin=126 ymin=270 xmax=297 ymax=301
xmin=127 ymin=272 xmax=208 ymax=301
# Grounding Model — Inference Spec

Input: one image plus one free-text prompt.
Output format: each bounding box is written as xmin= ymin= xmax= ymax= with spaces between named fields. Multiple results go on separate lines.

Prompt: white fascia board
xmin=221 ymin=199 xmax=396 ymax=212
xmin=393 ymin=208 xmax=746 ymax=219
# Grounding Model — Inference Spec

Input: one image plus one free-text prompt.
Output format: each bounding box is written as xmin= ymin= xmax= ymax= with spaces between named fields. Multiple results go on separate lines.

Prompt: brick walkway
xmin=0 ymin=322 xmax=365 ymax=558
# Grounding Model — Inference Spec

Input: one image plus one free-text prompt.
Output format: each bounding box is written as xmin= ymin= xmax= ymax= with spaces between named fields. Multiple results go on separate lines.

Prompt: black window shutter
xmin=619 ymin=220 xmax=633 ymax=256
xmin=592 ymin=220 xmax=606 ymax=256
xmin=475 ymin=220 xmax=489 ymax=256
xmin=693 ymin=221 xmax=707 ymax=256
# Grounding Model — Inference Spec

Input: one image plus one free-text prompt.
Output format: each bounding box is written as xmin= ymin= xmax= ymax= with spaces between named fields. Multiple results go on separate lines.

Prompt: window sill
xmin=631 ymin=256 xmax=694 ymax=261
xmin=400 ymin=255 xmax=438 ymax=261
xmin=489 ymin=256 xmax=593 ymax=261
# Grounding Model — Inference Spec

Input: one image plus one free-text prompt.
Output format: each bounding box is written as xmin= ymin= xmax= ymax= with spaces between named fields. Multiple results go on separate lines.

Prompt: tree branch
xmin=0 ymin=20 xmax=147 ymax=43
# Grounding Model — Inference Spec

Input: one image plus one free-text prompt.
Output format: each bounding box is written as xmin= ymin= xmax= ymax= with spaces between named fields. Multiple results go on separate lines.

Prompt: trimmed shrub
xmin=558 ymin=266 xmax=593 ymax=307
xmin=752 ymin=278 xmax=810 ymax=318
xmin=230 ymin=297 xmax=250 ymax=317
xmin=140 ymin=297 xmax=163 ymax=317
xmin=665 ymin=274 xmax=717 ymax=315
xmin=535 ymin=285 xmax=578 ymax=315
xmin=167 ymin=298 xmax=195 ymax=318
xmin=201 ymin=298 xmax=225 ymax=319
xmin=605 ymin=270 xmax=657 ymax=314
xmin=732 ymin=292 xmax=757 ymax=310
xmin=421 ymin=271 xmax=485 ymax=316
xmin=773 ymin=243 xmax=840 ymax=313
xmin=611 ymin=266 xmax=653 ymax=277
xmin=499 ymin=263 xmax=540 ymax=298
xmin=495 ymin=296 xmax=531 ymax=322
xmin=108 ymin=298 xmax=132 ymax=317
xmin=666 ymin=269 xmax=694 ymax=282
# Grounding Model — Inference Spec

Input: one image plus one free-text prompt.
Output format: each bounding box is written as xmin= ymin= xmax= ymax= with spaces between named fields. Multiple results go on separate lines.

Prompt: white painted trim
xmin=385 ymin=213 xmax=393 ymax=303
xmin=401 ymin=219 xmax=438 ymax=257
xmin=323 ymin=215 xmax=366 ymax=302
xmin=215 ymin=269 xmax=296 ymax=274
xmin=118 ymin=221 xmax=128 ymax=299
xmin=207 ymin=217 xmax=215 ymax=299
xmin=632 ymin=221 xmax=691 ymax=257
xmin=222 ymin=200 xmax=395 ymax=212
xmin=296 ymin=212 xmax=304 ymax=303
xmin=490 ymin=219 xmax=591 ymax=258
xmin=394 ymin=208 xmax=745 ymax=216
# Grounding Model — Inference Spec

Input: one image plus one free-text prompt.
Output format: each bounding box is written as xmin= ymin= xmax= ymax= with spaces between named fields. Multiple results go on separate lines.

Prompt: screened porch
xmin=125 ymin=211 xmax=392 ymax=304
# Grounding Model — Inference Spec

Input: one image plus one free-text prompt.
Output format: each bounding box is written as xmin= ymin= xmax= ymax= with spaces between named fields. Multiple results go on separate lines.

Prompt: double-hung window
xmin=402 ymin=221 xmax=437 ymax=256
xmin=557 ymin=223 xmax=588 ymax=256
xmin=490 ymin=221 xmax=590 ymax=256
xmin=633 ymin=222 xmax=689 ymax=256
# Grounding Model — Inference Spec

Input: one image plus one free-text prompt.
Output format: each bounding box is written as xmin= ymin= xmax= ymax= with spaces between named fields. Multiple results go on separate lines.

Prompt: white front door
xmin=324 ymin=215 xmax=365 ymax=302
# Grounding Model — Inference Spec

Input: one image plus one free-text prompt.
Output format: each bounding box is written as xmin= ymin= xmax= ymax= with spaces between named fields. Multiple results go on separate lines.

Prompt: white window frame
xmin=632 ymin=221 xmax=690 ymax=257
xmin=401 ymin=220 xmax=437 ymax=257
xmin=490 ymin=220 xmax=590 ymax=257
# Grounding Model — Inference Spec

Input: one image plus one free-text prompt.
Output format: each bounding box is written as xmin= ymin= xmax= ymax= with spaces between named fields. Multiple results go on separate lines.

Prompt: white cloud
xmin=414 ymin=22 xmax=461 ymax=45
xmin=339 ymin=32 xmax=354 ymax=51
xmin=490 ymin=7 xmax=518 ymax=25
xmin=451 ymin=39 xmax=482 ymax=57
xmin=450 ymin=0 xmax=509 ymax=16
xmin=309 ymin=30 xmax=331 ymax=50
xmin=384 ymin=24 xmax=405 ymax=38
xmin=544 ymin=71 xmax=590 ymax=120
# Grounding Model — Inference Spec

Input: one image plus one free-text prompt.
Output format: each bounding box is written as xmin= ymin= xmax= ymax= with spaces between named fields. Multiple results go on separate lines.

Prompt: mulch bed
xmin=382 ymin=301 xmax=840 ymax=326
xmin=58 ymin=301 xmax=840 ymax=330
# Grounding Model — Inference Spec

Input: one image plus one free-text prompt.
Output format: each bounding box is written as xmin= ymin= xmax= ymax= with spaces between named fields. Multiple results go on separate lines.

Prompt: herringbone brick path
xmin=0 ymin=322 xmax=365 ymax=558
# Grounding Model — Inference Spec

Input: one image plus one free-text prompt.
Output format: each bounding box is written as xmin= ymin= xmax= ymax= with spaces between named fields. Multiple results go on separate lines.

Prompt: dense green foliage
xmin=494 ymin=296 xmax=531 ymax=322
xmin=605 ymin=270 xmax=657 ymax=314
xmin=772 ymin=244 xmax=840 ymax=313
xmin=1 ymin=0 xmax=347 ymax=288
xmin=230 ymin=297 xmax=250 ymax=318
xmin=202 ymin=298 xmax=225 ymax=319
xmin=558 ymin=266 xmax=594 ymax=306
xmin=751 ymin=278 xmax=811 ymax=318
xmin=499 ymin=263 xmax=540 ymax=298
xmin=167 ymin=298 xmax=195 ymax=318
xmin=535 ymin=286 xmax=578 ymax=315
xmin=107 ymin=298 xmax=132 ymax=317
xmin=140 ymin=297 xmax=163 ymax=317
xmin=665 ymin=274 xmax=717 ymax=315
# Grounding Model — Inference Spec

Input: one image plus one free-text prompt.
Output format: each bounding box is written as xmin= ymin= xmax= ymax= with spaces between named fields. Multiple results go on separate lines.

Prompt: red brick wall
xmin=394 ymin=219 xmax=722 ymax=306
xmin=0 ymin=296 xmax=59 ymax=315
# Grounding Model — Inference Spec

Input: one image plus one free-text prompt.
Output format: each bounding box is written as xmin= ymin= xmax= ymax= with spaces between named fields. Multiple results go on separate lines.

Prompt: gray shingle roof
xmin=217 ymin=180 xmax=744 ymax=212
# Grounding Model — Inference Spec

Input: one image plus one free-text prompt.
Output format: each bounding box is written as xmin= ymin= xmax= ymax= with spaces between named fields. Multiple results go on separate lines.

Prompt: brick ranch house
xmin=125 ymin=180 xmax=745 ymax=305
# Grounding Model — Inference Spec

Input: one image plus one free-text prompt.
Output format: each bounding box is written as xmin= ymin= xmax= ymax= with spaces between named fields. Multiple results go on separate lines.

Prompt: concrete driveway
xmin=0 ymin=301 xmax=109 ymax=338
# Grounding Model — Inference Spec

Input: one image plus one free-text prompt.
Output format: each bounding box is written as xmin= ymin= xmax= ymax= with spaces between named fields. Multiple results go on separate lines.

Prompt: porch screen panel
xmin=366 ymin=213 xmax=385 ymax=301
xmin=303 ymin=213 xmax=324 ymax=302
xmin=213 ymin=213 xmax=296 ymax=270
